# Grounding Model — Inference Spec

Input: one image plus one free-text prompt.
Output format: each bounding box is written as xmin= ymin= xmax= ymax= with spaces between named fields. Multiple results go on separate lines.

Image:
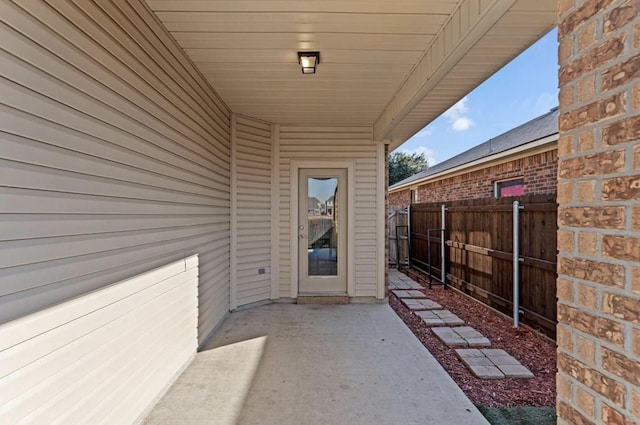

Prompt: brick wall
xmin=388 ymin=149 xmax=557 ymax=208
xmin=557 ymin=0 xmax=640 ymax=424
xmin=389 ymin=188 xmax=411 ymax=209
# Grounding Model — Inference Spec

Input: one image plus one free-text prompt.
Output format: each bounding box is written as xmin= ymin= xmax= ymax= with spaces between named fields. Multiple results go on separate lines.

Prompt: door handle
xmin=299 ymin=234 xmax=305 ymax=239
xmin=299 ymin=225 xmax=304 ymax=230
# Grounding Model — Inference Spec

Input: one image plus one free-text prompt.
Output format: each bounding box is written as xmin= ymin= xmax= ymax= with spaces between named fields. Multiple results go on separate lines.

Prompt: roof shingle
xmin=390 ymin=108 xmax=559 ymax=190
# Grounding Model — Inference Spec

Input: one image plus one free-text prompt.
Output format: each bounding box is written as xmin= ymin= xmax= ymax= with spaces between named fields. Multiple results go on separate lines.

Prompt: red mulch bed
xmin=390 ymin=267 xmax=557 ymax=408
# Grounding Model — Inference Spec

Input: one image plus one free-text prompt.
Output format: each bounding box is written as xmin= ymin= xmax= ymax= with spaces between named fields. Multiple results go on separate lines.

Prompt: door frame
xmin=289 ymin=160 xmax=355 ymax=299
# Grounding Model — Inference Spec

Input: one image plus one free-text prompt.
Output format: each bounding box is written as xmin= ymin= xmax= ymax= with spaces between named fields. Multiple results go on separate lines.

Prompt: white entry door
xmin=298 ymin=169 xmax=347 ymax=294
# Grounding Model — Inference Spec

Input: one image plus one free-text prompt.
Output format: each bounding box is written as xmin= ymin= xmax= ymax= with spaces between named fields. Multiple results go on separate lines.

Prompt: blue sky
xmin=395 ymin=28 xmax=558 ymax=165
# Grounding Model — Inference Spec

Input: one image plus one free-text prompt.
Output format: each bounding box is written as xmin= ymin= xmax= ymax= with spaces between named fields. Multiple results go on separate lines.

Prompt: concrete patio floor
xmin=143 ymin=303 xmax=490 ymax=425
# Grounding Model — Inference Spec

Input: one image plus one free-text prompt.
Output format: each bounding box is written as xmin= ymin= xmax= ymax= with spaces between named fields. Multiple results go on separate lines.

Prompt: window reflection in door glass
xmin=307 ymin=177 xmax=338 ymax=276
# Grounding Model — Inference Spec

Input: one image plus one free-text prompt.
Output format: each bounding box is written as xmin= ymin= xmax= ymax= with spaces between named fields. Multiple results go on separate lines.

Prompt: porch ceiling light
xmin=298 ymin=51 xmax=320 ymax=74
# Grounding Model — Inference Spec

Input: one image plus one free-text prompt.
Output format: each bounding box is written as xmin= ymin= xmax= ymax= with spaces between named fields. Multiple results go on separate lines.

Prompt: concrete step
xmin=297 ymin=296 xmax=349 ymax=305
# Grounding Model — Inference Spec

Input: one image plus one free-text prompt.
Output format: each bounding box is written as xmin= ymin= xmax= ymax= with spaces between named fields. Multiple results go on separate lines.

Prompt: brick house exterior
xmin=556 ymin=1 xmax=640 ymax=424
xmin=389 ymin=149 xmax=558 ymax=208
xmin=389 ymin=109 xmax=559 ymax=209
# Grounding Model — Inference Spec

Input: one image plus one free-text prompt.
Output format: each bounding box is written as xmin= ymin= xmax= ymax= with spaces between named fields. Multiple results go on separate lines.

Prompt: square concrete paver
xmin=414 ymin=309 xmax=464 ymax=326
xmin=431 ymin=327 xmax=467 ymax=346
xmin=388 ymin=270 xmax=425 ymax=291
xmin=401 ymin=298 xmax=442 ymax=311
xmin=497 ymin=365 xmax=535 ymax=378
xmin=432 ymin=326 xmax=490 ymax=347
xmin=467 ymin=365 xmax=505 ymax=379
xmin=456 ymin=349 xmax=534 ymax=379
xmin=389 ymin=280 xmax=423 ymax=290
xmin=144 ymin=304 xmax=490 ymax=425
xmin=392 ymin=289 xmax=427 ymax=299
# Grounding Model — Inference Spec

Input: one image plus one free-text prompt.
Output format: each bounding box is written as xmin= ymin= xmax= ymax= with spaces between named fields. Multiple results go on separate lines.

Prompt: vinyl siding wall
xmin=277 ymin=126 xmax=381 ymax=298
xmin=1 ymin=0 xmax=231 ymax=352
xmin=232 ymin=115 xmax=273 ymax=307
xmin=0 ymin=257 xmax=198 ymax=425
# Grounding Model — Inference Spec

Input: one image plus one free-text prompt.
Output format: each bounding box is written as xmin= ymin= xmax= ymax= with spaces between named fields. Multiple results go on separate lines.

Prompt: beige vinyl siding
xmin=0 ymin=1 xmax=231 ymax=344
xmin=233 ymin=115 xmax=273 ymax=306
xmin=0 ymin=257 xmax=198 ymax=425
xmin=278 ymin=126 xmax=379 ymax=297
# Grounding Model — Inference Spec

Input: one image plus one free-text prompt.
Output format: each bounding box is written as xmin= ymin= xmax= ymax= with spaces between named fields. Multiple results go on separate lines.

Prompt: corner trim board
xmin=230 ymin=114 xmax=238 ymax=310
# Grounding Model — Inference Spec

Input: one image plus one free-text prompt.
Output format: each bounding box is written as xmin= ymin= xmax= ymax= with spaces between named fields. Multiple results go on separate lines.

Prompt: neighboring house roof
xmin=390 ymin=107 xmax=559 ymax=191
xmin=308 ymin=196 xmax=321 ymax=209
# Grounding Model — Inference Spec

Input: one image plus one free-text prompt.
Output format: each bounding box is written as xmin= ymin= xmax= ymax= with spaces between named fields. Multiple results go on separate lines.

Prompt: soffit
xmin=385 ymin=0 xmax=557 ymax=148
xmin=145 ymin=0 xmax=556 ymax=143
xmin=145 ymin=0 xmax=457 ymax=125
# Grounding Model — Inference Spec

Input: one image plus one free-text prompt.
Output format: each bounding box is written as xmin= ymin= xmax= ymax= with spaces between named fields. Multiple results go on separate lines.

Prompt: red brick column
xmin=557 ymin=0 xmax=640 ymax=424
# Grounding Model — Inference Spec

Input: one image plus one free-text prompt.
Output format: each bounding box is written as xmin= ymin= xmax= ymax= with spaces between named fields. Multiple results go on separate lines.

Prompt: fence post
xmin=441 ymin=204 xmax=446 ymax=288
xmin=513 ymin=201 xmax=524 ymax=327
xmin=407 ymin=204 xmax=411 ymax=268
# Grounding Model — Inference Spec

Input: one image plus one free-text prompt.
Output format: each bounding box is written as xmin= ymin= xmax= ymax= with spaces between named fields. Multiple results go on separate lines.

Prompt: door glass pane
xmin=307 ymin=177 xmax=338 ymax=276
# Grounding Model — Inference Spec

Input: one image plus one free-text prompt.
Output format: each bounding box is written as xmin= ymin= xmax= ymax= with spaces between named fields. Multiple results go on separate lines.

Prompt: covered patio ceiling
xmin=146 ymin=0 xmax=556 ymax=149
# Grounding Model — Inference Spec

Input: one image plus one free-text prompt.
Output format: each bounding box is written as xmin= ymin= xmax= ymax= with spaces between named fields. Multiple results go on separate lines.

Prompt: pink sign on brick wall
xmin=500 ymin=184 xmax=524 ymax=197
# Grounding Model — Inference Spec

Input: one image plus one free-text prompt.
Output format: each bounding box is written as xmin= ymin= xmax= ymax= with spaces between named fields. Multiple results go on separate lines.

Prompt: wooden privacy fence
xmin=408 ymin=194 xmax=558 ymax=338
xmin=388 ymin=206 xmax=409 ymax=267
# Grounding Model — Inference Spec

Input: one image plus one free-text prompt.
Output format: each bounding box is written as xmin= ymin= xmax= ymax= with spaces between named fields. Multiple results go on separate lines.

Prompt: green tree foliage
xmin=388 ymin=151 xmax=429 ymax=186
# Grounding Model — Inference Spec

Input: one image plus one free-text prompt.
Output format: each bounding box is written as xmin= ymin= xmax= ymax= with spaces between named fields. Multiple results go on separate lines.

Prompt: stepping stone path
xmin=389 ymin=279 xmax=423 ymax=290
xmin=456 ymin=349 xmax=534 ymax=379
xmin=432 ymin=326 xmax=491 ymax=347
xmin=415 ymin=310 xmax=464 ymax=326
xmin=392 ymin=290 xmax=427 ymax=299
xmin=390 ymin=269 xmax=534 ymax=379
xmin=389 ymin=270 xmax=423 ymax=290
xmin=401 ymin=298 xmax=442 ymax=311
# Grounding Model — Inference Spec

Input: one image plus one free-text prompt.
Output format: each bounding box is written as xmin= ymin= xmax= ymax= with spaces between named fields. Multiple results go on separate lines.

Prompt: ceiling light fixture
xmin=297 ymin=51 xmax=320 ymax=74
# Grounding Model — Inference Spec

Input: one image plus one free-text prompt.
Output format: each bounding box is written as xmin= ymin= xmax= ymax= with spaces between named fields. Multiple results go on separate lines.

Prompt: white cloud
xmin=443 ymin=96 xmax=474 ymax=131
xmin=452 ymin=117 xmax=474 ymax=131
xmin=416 ymin=127 xmax=433 ymax=138
xmin=533 ymin=92 xmax=558 ymax=114
xmin=401 ymin=146 xmax=437 ymax=166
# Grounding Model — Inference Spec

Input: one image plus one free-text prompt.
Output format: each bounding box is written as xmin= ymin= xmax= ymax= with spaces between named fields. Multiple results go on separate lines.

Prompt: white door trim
xmin=290 ymin=160 xmax=355 ymax=299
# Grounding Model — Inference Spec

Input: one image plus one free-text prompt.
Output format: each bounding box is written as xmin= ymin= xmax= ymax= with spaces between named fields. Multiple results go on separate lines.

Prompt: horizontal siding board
xmin=0 ymin=130 xmax=227 ymax=195
xmin=1 ymin=296 xmax=193 ymax=422
xmin=0 ymin=223 xmax=224 ymax=271
xmin=34 ymin=0 xmax=228 ymax=150
xmin=0 ymin=159 xmax=225 ymax=206
xmin=0 ymin=103 xmax=227 ymax=186
xmin=95 ymin=0 xmax=229 ymax=128
xmin=0 ymin=214 xmax=221 ymax=241
xmin=0 ymin=272 xmax=197 ymax=377
xmin=0 ymin=7 xmax=230 ymax=164
xmin=0 ymin=187 xmax=228 ymax=216
xmin=234 ymin=117 xmax=272 ymax=307
xmin=0 ymin=0 xmax=231 ymax=361
xmin=0 ymin=235 xmax=228 ymax=323
xmin=124 ymin=0 xmax=230 ymax=120
xmin=0 ymin=292 xmax=189 ymax=409
xmin=0 ymin=258 xmax=198 ymax=425
xmin=237 ymin=292 xmax=272 ymax=306
xmin=0 ymin=45 xmax=229 ymax=174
